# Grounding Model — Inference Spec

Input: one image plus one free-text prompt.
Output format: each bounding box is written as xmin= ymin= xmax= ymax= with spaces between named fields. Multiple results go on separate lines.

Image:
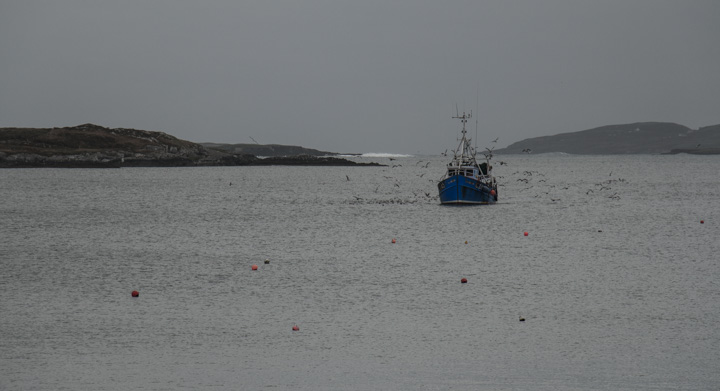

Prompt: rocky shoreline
xmin=0 ymin=152 xmax=382 ymax=168
xmin=662 ymin=148 xmax=720 ymax=155
xmin=0 ymin=124 xmax=383 ymax=168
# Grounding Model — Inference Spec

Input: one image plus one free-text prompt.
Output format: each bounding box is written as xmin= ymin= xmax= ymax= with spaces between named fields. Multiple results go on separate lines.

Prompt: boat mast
xmin=452 ymin=111 xmax=474 ymax=164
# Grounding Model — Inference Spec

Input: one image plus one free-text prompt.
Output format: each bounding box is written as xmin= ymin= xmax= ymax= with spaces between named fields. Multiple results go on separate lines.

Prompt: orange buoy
xmin=391 ymin=238 xmax=396 ymax=244
xmin=251 ymin=264 xmax=258 ymax=271
xmin=461 ymin=278 xmax=468 ymax=284
xmin=524 ymin=231 xmax=529 ymax=236
xmin=131 ymin=290 xmax=139 ymax=297
xmin=292 ymin=325 xmax=299 ymax=331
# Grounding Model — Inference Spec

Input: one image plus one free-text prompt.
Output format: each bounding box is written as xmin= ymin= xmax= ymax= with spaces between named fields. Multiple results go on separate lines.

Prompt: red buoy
xmin=461 ymin=278 xmax=468 ymax=284
xmin=524 ymin=231 xmax=529 ymax=236
xmin=391 ymin=238 xmax=396 ymax=244
xmin=490 ymin=189 xmax=496 ymax=196
xmin=701 ymin=220 xmax=704 ymax=224
xmin=292 ymin=325 xmax=299 ymax=331
xmin=131 ymin=290 xmax=139 ymax=297
xmin=251 ymin=264 xmax=258 ymax=271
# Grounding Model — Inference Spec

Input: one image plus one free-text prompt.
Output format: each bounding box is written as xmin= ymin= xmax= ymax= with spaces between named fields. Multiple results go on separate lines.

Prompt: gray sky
xmin=1 ymin=1 xmax=718 ymax=154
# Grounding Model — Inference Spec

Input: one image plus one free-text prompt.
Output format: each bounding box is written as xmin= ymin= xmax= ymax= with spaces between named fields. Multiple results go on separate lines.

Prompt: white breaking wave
xmin=358 ymin=153 xmax=414 ymax=158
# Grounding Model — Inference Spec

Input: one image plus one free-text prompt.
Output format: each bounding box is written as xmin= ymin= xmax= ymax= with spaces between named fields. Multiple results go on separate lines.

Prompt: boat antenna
xmin=454 ymin=103 xmax=460 ymax=146
xmin=249 ymin=136 xmax=260 ymax=145
xmin=475 ymin=83 xmax=479 ymax=152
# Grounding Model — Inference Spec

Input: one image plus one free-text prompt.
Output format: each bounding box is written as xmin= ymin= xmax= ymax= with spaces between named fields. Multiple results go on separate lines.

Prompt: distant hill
xmin=494 ymin=122 xmax=720 ymax=155
xmin=201 ymin=142 xmax=336 ymax=157
xmin=0 ymin=124 xmax=378 ymax=168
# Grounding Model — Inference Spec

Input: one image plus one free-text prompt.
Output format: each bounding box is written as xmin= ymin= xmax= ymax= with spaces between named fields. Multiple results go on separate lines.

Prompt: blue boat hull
xmin=438 ymin=175 xmax=497 ymax=205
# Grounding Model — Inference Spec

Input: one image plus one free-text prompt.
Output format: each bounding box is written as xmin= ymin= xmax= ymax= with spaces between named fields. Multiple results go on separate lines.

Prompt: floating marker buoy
xmin=490 ymin=189 xmax=496 ymax=196
xmin=519 ymin=316 xmax=525 ymax=322
xmin=392 ymin=238 xmax=396 ymax=244
xmin=461 ymin=278 xmax=468 ymax=284
xmin=131 ymin=290 xmax=139 ymax=297
xmin=292 ymin=325 xmax=299 ymax=331
xmin=264 ymin=259 xmax=270 ymax=264
xmin=465 ymin=241 xmax=468 ymax=244
xmin=251 ymin=264 xmax=258 ymax=271
xmin=524 ymin=231 xmax=529 ymax=236
xmin=701 ymin=220 xmax=704 ymax=224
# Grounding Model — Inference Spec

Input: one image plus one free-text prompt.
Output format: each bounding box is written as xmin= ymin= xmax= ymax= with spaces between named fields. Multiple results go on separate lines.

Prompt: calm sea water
xmin=1 ymin=154 xmax=719 ymax=390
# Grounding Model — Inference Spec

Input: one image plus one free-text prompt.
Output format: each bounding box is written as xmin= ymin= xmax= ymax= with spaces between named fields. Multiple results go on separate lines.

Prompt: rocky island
xmin=0 ymin=124 xmax=382 ymax=168
xmin=199 ymin=142 xmax=338 ymax=157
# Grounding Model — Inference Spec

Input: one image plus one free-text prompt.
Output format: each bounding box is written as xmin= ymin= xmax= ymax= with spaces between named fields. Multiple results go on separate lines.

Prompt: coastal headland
xmin=494 ymin=122 xmax=720 ymax=155
xmin=0 ymin=124 xmax=382 ymax=168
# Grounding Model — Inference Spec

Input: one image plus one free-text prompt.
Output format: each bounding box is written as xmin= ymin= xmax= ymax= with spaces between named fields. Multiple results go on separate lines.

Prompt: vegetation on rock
xmin=0 ymin=124 xmax=380 ymax=168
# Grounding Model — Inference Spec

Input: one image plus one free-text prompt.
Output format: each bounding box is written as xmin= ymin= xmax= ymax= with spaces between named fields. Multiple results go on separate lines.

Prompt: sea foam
xmin=357 ymin=153 xmax=414 ymax=158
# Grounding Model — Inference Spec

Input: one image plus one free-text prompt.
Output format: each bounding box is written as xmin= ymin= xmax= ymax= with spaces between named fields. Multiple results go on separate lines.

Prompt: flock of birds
xmin=510 ymin=170 xmax=627 ymax=202
xmin=344 ymin=139 xmax=627 ymax=205
xmin=225 ymin=140 xmax=628 ymax=207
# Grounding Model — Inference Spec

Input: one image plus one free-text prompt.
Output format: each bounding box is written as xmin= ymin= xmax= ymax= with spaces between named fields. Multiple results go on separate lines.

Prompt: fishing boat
xmin=437 ymin=111 xmax=498 ymax=204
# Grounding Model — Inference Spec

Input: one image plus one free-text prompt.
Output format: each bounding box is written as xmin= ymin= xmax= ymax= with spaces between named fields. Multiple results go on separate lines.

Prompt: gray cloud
xmin=2 ymin=0 xmax=718 ymax=154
